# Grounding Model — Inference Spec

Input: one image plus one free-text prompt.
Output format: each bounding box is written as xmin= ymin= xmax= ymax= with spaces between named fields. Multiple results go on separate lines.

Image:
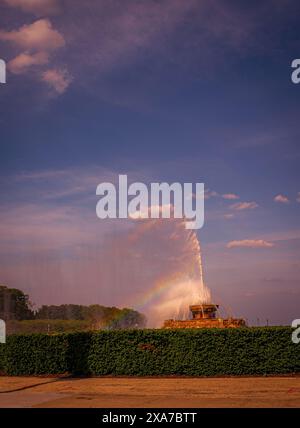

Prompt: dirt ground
xmin=0 ymin=376 xmax=300 ymax=408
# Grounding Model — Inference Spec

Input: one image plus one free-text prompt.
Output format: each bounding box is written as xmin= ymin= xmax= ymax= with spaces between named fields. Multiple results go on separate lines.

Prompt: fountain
xmin=162 ymin=225 xmax=246 ymax=328
xmin=163 ymin=302 xmax=246 ymax=329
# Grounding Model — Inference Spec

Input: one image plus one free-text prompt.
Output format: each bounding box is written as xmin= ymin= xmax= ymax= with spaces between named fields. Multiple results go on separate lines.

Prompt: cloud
xmin=224 ymin=213 xmax=234 ymax=219
xmin=0 ymin=19 xmax=65 ymax=51
xmin=129 ymin=204 xmax=174 ymax=220
xmin=0 ymin=18 xmax=69 ymax=93
xmin=55 ymin=0 xmax=263 ymax=89
xmin=8 ymin=51 xmax=49 ymax=74
xmin=63 ymin=0 xmax=278 ymax=78
xmin=222 ymin=193 xmax=239 ymax=200
xmin=227 ymin=239 xmax=274 ymax=249
xmin=41 ymin=68 xmax=72 ymax=93
xmin=297 ymin=192 xmax=300 ymax=203
xmin=1 ymin=1 xmax=291 ymax=99
xmin=3 ymin=0 xmax=59 ymax=15
xmin=204 ymin=189 xmax=219 ymax=199
xmin=274 ymin=194 xmax=290 ymax=204
xmin=230 ymin=201 xmax=258 ymax=211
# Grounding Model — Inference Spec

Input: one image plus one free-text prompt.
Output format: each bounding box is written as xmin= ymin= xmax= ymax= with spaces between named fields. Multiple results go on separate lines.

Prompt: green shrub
xmin=0 ymin=327 xmax=299 ymax=376
xmin=0 ymin=334 xmax=69 ymax=375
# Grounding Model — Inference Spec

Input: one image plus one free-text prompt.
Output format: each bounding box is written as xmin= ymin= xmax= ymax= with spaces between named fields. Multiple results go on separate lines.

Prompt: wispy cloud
xmin=3 ymin=0 xmax=60 ymax=15
xmin=274 ymin=194 xmax=290 ymax=204
xmin=41 ymin=68 xmax=72 ymax=94
xmin=222 ymin=193 xmax=239 ymax=200
xmin=224 ymin=213 xmax=234 ymax=219
xmin=227 ymin=239 xmax=274 ymax=249
xmin=230 ymin=201 xmax=258 ymax=211
xmin=204 ymin=189 xmax=219 ymax=199
xmin=297 ymin=192 xmax=300 ymax=203
xmin=205 ymin=190 xmax=240 ymax=200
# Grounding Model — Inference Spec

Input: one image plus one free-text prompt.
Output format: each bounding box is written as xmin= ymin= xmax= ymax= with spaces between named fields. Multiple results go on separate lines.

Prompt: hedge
xmin=0 ymin=327 xmax=299 ymax=376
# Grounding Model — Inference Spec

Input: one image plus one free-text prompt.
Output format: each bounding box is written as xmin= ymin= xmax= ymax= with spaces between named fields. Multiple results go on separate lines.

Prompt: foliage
xmin=0 ymin=327 xmax=299 ymax=376
xmin=107 ymin=308 xmax=147 ymax=330
xmin=34 ymin=304 xmax=146 ymax=329
xmin=6 ymin=319 xmax=92 ymax=335
xmin=0 ymin=285 xmax=147 ymax=331
xmin=35 ymin=304 xmax=90 ymax=320
xmin=0 ymin=334 xmax=69 ymax=375
xmin=0 ymin=285 xmax=34 ymax=321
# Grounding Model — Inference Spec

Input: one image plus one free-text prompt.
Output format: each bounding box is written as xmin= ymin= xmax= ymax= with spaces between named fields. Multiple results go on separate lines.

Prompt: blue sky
xmin=0 ymin=0 xmax=300 ymax=325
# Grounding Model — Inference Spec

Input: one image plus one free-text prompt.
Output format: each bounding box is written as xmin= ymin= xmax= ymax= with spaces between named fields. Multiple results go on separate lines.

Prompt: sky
xmin=0 ymin=0 xmax=300 ymax=326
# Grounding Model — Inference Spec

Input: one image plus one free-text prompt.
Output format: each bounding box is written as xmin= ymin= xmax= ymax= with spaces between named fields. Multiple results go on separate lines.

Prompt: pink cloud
xmin=0 ymin=18 xmax=69 ymax=93
xmin=41 ymin=68 xmax=72 ymax=93
xmin=204 ymin=189 xmax=219 ymax=199
xmin=0 ymin=19 xmax=65 ymax=51
xmin=227 ymin=239 xmax=274 ymax=249
xmin=8 ymin=51 xmax=49 ymax=74
xmin=222 ymin=193 xmax=239 ymax=200
xmin=274 ymin=194 xmax=290 ymax=204
xmin=230 ymin=201 xmax=258 ymax=211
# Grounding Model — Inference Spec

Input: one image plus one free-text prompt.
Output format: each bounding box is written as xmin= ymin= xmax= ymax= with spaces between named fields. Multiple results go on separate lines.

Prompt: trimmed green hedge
xmin=0 ymin=334 xmax=69 ymax=375
xmin=0 ymin=327 xmax=299 ymax=376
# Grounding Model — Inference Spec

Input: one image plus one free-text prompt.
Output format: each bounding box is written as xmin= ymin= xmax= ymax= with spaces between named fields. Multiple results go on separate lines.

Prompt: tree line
xmin=0 ymin=285 xmax=146 ymax=329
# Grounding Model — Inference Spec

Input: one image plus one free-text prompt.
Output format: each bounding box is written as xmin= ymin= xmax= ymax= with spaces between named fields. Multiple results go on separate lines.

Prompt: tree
xmin=108 ymin=308 xmax=147 ymax=330
xmin=35 ymin=304 xmax=86 ymax=320
xmin=0 ymin=285 xmax=34 ymax=320
xmin=34 ymin=303 xmax=147 ymax=329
